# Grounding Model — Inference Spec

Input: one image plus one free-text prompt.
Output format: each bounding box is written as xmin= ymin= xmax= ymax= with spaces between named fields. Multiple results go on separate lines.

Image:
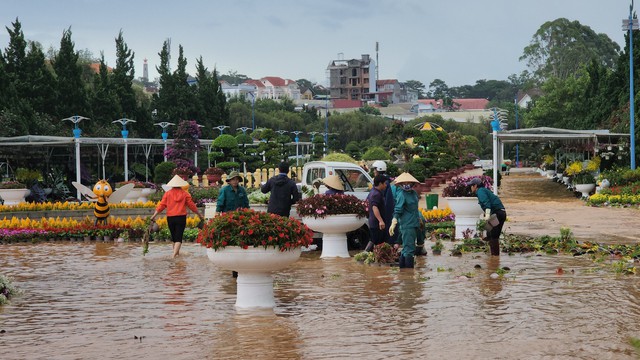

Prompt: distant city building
xmin=327 ymin=54 xmax=376 ymax=102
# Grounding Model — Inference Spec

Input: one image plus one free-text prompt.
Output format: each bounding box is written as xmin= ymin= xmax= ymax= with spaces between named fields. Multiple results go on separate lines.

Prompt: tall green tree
xmin=53 ymin=28 xmax=88 ymax=119
xmin=112 ymin=31 xmax=136 ymax=121
xmin=520 ymin=18 xmax=620 ymax=81
xmin=89 ymin=53 xmax=121 ymax=136
xmin=24 ymin=42 xmax=57 ymax=117
xmin=404 ymin=80 xmax=426 ymax=98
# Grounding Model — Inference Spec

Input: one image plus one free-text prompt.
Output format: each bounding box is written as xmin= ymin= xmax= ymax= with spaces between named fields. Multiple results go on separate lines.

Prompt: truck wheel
xmin=347 ymin=224 xmax=370 ymax=250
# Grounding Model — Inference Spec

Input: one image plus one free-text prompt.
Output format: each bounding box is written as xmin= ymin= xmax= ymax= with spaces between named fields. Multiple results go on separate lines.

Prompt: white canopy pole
xmin=141 ymin=144 xmax=153 ymax=182
xmin=97 ymin=144 xmax=109 ymax=179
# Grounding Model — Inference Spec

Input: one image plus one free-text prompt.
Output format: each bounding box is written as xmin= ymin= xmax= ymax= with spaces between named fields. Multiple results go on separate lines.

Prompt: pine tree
xmin=112 ymin=31 xmax=136 ymax=121
xmin=53 ymin=28 xmax=88 ymax=120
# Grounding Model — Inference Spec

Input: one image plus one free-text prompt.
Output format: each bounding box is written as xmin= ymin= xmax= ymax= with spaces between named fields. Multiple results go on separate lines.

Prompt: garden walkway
xmin=424 ymin=167 xmax=640 ymax=244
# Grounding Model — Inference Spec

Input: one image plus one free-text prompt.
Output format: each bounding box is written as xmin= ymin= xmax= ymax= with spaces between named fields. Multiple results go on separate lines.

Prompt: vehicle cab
xmin=300 ymin=161 xmax=372 ymax=200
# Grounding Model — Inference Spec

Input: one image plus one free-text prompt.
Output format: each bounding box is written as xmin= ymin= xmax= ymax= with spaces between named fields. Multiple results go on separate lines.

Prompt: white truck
xmin=299 ymin=161 xmax=373 ymax=200
xmin=298 ymin=161 xmax=373 ymax=250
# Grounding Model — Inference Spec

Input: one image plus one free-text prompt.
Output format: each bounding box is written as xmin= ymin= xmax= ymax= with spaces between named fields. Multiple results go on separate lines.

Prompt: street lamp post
xmin=247 ymin=91 xmax=256 ymax=130
xmin=154 ymin=121 xmax=175 ymax=162
xmin=490 ymin=107 xmax=508 ymax=195
xmin=62 ymin=115 xmax=90 ymax=199
xmin=292 ymin=131 xmax=303 ymax=166
xmin=213 ymin=125 xmax=230 ymax=135
xmin=623 ymin=1 xmax=639 ymax=169
xmin=309 ymin=131 xmax=319 ymax=158
xmin=514 ymin=94 xmax=519 ymax=168
xmin=113 ymin=118 xmax=136 ymax=181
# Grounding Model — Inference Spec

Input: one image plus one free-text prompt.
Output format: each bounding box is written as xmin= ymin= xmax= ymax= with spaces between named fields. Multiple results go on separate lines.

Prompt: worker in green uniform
xmin=389 ymin=172 xmax=421 ymax=269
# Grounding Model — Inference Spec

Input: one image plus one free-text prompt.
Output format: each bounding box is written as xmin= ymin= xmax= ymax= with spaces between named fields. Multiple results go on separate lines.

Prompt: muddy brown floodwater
xmin=2 ymin=169 xmax=640 ymax=359
xmin=2 ymin=241 xmax=640 ymax=360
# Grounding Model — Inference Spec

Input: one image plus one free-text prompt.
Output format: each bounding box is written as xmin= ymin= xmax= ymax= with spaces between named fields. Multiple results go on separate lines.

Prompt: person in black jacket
xmin=261 ymin=162 xmax=301 ymax=217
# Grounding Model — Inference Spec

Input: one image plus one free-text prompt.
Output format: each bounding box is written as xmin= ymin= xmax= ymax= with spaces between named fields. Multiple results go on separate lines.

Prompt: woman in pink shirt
xmin=150 ymin=175 xmax=204 ymax=258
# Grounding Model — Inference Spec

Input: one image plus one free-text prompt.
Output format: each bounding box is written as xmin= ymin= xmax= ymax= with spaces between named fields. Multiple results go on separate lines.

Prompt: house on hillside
xmin=260 ymin=76 xmax=301 ymax=100
xmin=299 ymin=87 xmax=314 ymax=100
xmin=517 ymin=89 xmax=542 ymax=108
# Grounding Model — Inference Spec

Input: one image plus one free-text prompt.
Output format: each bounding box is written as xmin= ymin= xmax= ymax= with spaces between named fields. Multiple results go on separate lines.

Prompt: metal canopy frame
xmin=492 ymin=127 xmax=630 ymax=193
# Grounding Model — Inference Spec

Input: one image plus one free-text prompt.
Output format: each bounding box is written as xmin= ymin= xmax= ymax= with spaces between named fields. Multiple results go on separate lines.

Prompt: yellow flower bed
xmin=420 ymin=207 xmax=453 ymax=221
xmin=587 ymin=193 xmax=640 ymax=206
xmin=0 ymin=215 xmax=200 ymax=230
xmin=0 ymin=201 xmax=157 ymax=213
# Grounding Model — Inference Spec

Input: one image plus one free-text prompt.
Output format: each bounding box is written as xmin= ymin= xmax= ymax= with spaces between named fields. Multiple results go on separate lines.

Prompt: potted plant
xmin=296 ymin=194 xmax=368 ymax=258
xmin=431 ymin=239 xmax=444 ymax=255
xmin=204 ymin=167 xmax=225 ymax=184
xmin=0 ymin=180 xmax=29 ymax=205
xmin=566 ymin=158 xmax=599 ymax=198
xmin=198 ymin=208 xmax=313 ymax=309
xmin=442 ymin=175 xmax=490 ymax=239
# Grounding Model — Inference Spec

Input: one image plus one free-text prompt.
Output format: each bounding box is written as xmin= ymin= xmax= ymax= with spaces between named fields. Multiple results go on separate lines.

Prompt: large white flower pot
xmin=444 ymin=197 xmax=483 ymax=239
xmin=121 ymin=188 xmax=143 ymax=203
xmin=206 ymin=246 xmax=302 ymax=309
xmin=0 ymin=188 xmax=29 ymax=205
xmin=138 ymin=188 xmax=156 ymax=202
xmin=574 ymin=183 xmax=596 ymax=199
xmin=301 ymin=214 xmax=366 ymax=258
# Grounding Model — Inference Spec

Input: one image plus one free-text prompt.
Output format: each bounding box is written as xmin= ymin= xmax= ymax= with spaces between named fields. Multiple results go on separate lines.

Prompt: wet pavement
xmin=1 ymin=241 xmax=640 ymax=359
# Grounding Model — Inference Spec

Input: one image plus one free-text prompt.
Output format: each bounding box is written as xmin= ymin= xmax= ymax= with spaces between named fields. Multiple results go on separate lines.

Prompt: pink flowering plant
xmin=0 ymin=180 xmax=26 ymax=189
xmin=296 ymin=194 xmax=368 ymax=219
xmin=442 ymin=175 xmax=493 ymax=197
xmin=197 ymin=208 xmax=313 ymax=251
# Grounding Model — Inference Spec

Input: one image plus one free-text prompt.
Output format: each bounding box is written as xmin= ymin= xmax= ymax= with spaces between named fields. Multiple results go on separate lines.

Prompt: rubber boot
xmin=489 ymin=238 xmax=500 ymax=256
xmin=364 ymin=241 xmax=375 ymax=252
xmin=415 ymin=244 xmax=427 ymax=256
xmin=398 ymin=255 xmax=406 ymax=268
xmin=405 ymin=255 xmax=415 ymax=268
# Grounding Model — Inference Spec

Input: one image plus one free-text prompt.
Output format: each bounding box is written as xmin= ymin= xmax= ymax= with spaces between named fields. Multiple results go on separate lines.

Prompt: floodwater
xmin=2 ymin=242 xmax=640 ymax=359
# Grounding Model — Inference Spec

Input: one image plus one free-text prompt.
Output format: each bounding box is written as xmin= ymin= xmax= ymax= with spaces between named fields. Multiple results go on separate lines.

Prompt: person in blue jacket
xmin=389 ymin=172 xmax=421 ymax=269
xmin=216 ymin=171 xmax=249 ymax=213
xmin=467 ymin=177 xmax=506 ymax=256
xmin=372 ymin=160 xmax=396 ymax=245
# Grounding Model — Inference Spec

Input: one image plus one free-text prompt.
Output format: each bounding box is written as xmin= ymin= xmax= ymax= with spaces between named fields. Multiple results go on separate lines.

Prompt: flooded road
xmin=2 ymin=242 xmax=640 ymax=359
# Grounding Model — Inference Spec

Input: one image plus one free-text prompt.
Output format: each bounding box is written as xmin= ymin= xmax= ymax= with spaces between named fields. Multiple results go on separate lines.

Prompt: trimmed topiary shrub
xmin=154 ymin=161 xmax=176 ymax=184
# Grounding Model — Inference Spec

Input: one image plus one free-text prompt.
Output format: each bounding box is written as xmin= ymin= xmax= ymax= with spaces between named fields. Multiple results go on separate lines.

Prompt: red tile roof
xmin=89 ymin=63 xmax=113 ymax=74
xmin=418 ymin=98 xmax=488 ymax=110
xmin=242 ymin=79 xmax=265 ymax=88
xmin=333 ymin=99 xmax=362 ymax=109
xmin=262 ymin=76 xmax=286 ymax=87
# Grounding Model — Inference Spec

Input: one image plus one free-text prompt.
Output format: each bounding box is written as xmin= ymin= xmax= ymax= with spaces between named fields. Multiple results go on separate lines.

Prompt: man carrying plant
xmin=364 ymin=175 xmax=387 ymax=252
xmin=261 ymin=162 xmax=301 ymax=217
xmin=467 ymin=177 xmax=506 ymax=256
xmin=216 ymin=171 xmax=249 ymax=213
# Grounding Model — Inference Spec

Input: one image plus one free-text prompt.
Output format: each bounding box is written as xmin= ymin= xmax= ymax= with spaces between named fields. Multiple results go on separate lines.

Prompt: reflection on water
xmin=1 ymin=242 xmax=640 ymax=359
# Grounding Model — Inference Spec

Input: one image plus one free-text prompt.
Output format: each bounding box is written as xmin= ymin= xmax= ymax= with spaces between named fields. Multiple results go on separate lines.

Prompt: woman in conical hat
xmin=150 ymin=175 xmax=204 ymax=258
xmin=322 ymin=175 xmax=344 ymax=195
xmin=389 ymin=172 xmax=422 ymax=269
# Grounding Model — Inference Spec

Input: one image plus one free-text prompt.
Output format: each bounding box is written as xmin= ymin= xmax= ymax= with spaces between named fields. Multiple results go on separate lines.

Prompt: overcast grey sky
xmin=1 ymin=0 xmax=631 ymax=87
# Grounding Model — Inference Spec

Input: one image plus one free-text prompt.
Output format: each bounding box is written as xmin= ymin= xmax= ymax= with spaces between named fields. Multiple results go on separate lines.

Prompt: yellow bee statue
xmin=72 ymin=180 xmax=134 ymax=225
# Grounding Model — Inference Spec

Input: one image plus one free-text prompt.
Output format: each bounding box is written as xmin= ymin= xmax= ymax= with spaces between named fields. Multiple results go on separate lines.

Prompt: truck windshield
xmin=335 ymin=169 xmax=371 ymax=192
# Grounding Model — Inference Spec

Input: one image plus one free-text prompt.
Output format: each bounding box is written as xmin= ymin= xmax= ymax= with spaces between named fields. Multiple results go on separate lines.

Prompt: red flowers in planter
xmin=197 ymin=209 xmax=313 ymax=251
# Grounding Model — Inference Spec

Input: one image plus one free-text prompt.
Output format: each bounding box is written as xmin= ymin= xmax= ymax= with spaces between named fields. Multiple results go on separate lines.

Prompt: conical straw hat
xmin=322 ymin=175 xmax=344 ymax=191
xmin=393 ymin=172 xmax=419 ymax=184
xmin=167 ymin=175 xmax=189 ymax=188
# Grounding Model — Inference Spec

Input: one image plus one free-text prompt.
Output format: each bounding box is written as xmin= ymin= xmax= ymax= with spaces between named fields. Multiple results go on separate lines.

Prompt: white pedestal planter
xmin=138 ymin=188 xmax=156 ymax=202
xmin=0 ymin=188 xmax=29 ymax=205
xmin=444 ymin=197 xmax=483 ymax=239
xmin=249 ymin=204 xmax=269 ymax=213
xmin=204 ymin=203 xmax=217 ymax=219
xmin=206 ymin=246 xmax=302 ymax=309
xmin=121 ymin=188 xmax=143 ymax=203
xmin=574 ymin=183 xmax=596 ymax=199
xmin=301 ymin=214 xmax=365 ymax=258
xmin=545 ymin=170 xmax=556 ymax=178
